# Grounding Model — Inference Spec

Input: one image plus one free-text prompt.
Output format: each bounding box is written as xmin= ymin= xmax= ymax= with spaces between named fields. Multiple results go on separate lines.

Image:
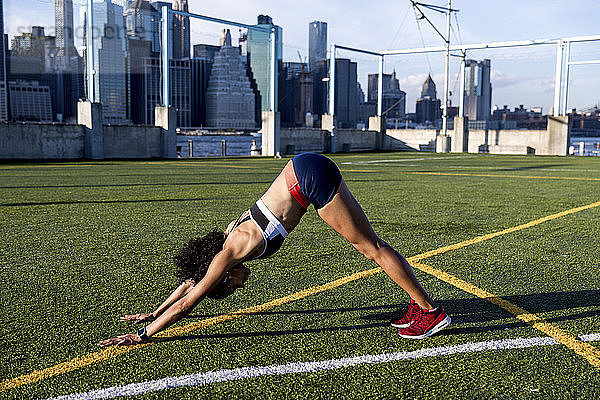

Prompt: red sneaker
xmin=398 ymin=306 xmax=451 ymax=339
xmin=391 ymin=298 xmax=420 ymax=328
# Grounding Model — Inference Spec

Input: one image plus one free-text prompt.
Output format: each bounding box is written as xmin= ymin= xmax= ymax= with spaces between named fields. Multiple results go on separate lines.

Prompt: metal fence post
xmin=161 ymin=5 xmax=170 ymax=108
xmin=270 ymin=28 xmax=276 ymax=112
xmin=377 ymin=55 xmax=384 ymax=117
xmin=328 ymin=44 xmax=336 ymax=116
xmin=86 ymin=0 xmax=95 ymax=103
xmin=553 ymin=41 xmax=564 ymax=116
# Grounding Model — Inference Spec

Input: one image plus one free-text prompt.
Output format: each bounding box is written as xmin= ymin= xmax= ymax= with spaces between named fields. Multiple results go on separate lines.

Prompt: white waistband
xmin=256 ymin=199 xmax=288 ymax=238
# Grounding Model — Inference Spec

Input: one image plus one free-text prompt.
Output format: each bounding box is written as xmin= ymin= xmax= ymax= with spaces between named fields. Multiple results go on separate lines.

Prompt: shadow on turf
xmin=153 ymin=322 xmax=390 ymax=342
xmin=172 ymin=290 xmax=599 ymax=340
xmin=496 ymin=164 xmax=568 ymax=172
xmin=0 ymin=181 xmax=273 ymax=190
xmin=439 ymin=309 xmax=600 ymax=337
xmin=0 ymin=198 xmax=219 ymax=207
xmin=187 ymin=290 xmax=600 ymax=321
xmin=185 ymin=304 xmax=405 ymax=319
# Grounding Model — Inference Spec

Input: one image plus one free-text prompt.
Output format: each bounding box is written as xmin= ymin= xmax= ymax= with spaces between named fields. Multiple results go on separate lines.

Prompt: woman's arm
xmin=99 ymin=244 xmax=248 ymax=346
xmin=98 ymin=229 xmax=255 ymax=347
xmin=152 ymin=279 xmax=196 ymax=316
xmin=120 ymin=279 xmax=196 ymax=324
xmin=142 ymin=249 xmax=237 ymax=336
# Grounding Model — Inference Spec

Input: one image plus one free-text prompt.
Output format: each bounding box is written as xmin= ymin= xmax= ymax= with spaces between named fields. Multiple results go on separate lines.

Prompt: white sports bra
xmin=229 ymin=199 xmax=288 ymax=259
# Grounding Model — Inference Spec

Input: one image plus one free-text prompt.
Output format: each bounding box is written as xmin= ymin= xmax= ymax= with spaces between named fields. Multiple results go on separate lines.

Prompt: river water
xmin=177 ymin=135 xmax=600 ymax=157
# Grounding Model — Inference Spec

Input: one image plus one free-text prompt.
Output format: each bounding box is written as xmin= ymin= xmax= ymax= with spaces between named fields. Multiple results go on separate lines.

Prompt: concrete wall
xmin=280 ymin=126 xmax=560 ymax=155
xmin=384 ymin=116 xmax=569 ymax=156
xmin=280 ymin=128 xmax=327 ymax=154
xmin=280 ymin=127 xmax=377 ymax=154
xmin=103 ymin=125 xmax=162 ymax=158
xmin=385 ymin=129 xmax=437 ymax=151
xmin=1 ymin=103 xmax=178 ymax=160
xmin=465 ymin=127 xmax=570 ymax=156
xmin=0 ymin=113 xmax=569 ymax=159
xmin=0 ymin=122 xmax=85 ymax=159
xmin=466 ymin=129 xmax=545 ymax=154
xmin=334 ymin=129 xmax=377 ymax=152
xmin=545 ymin=116 xmax=570 ymax=156
xmin=0 ymin=122 xmax=166 ymax=160
xmin=261 ymin=111 xmax=281 ymax=156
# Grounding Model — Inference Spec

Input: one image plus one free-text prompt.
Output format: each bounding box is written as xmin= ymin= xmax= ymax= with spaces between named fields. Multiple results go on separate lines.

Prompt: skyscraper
xmin=172 ymin=0 xmax=190 ymax=59
xmin=279 ymin=61 xmax=312 ymax=127
xmin=129 ymin=38 xmax=152 ymax=124
xmin=309 ymin=21 xmax=326 ymax=116
xmin=464 ymin=59 xmax=492 ymax=121
xmin=312 ymin=59 xmax=328 ymax=116
xmin=55 ymin=0 xmax=75 ymax=61
xmin=149 ymin=1 xmax=172 ymax=58
xmin=313 ymin=58 xmax=359 ymax=128
xmin=8 ymin=81 xmax=53 ymax=122
xmin=0 ymin=0 xmax=9 ymax=120
xmin=9 ymin=25 xmax=76 ymax=122
xmin=206 ymin=29 xmax=255 ymax=129
xmin=190 ymin=57 xmax=213 ymax=127
xmin=421 ymin=74 xmax=437 ymax=99
xmin=84 ymin=0 xmax=130 ymax=123
xmin=54 ymin=0 xmax=84 ymax=122
xmin=366 ymin=71 xmax=406 ymax=119
xmin=247 ymin=15 xmax=282 ymax=112
xmin=125 ymin=0 xmax=161 ymax=53
xmin=308 ymin=21 xmax=327 ymax=73
xmin=140 ymin=57 xmax=191 ymax=126
xmin=415 ymin=74 xmax=441 ymax=124
xmin=11 ymin=27 xmax=46 ymax=62
xmin=333 ymin=58 xmax=359 ymax=128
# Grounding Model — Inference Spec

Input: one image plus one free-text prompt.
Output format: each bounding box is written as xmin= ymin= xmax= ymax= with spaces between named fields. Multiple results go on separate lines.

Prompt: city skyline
xmin=4 ymin=0 xmax=600 ymax=113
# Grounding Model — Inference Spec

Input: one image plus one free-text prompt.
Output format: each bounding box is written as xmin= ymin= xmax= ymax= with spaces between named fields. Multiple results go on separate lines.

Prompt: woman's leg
xmin=317 ymin=179 xmax=436 ymax=310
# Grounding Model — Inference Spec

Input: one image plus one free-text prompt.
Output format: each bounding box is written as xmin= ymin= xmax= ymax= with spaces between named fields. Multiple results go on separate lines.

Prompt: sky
xmin=5 ymin=0 xmax=600 ymax=113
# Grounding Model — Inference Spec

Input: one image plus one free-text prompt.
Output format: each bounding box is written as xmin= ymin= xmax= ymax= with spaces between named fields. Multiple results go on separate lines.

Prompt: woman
xmin=99 ymin=153 xmax=450 ymax=346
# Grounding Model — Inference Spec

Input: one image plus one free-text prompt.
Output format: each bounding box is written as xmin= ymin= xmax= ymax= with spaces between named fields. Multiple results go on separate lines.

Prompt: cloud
xmin=489 ymin=70 xmax=524 ymax=89
xmin=5 ymin=1 xmax=54 ymax=41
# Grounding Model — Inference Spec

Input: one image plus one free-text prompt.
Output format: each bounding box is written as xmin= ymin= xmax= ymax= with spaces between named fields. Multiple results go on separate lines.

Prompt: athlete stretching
xmin=99 ymin=153 xmax=450 ymax=346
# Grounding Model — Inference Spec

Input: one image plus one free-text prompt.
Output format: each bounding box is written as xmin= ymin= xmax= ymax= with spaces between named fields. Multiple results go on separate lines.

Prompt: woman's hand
xmin=120 ymin=313 xmax=156 ymax=324
xmin=98 ymin=333 xmax=142 ymax=347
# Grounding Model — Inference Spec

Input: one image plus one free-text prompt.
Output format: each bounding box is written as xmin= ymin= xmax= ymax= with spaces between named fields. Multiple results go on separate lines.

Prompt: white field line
xmin=339 ymin=159 xmax=600 ymax=173
xmin=432 ymin=166 xmax=600 ymax=173
xmin=48 ymin=333 xmax=599 ymax=400
xmin=341 ymin=162 xmax=600 ymax=174
xmin=340 ymin=156 xmax=475 ymax=165
xmin=581 ymin=333 xmax=600 ymax=341
xmin=435 ymin=166 xmax=600 ymax=172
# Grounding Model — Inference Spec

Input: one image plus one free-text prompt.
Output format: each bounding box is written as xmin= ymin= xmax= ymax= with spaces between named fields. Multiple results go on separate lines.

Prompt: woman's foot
xmin=397 ymin=306 xmax=451 ymax=339
xmin=391 ymin=298 xmax=420 ymax=328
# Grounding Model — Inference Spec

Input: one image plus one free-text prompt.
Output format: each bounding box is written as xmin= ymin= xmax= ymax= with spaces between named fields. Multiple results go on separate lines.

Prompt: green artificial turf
xmin=1 ymin=153 xmax=599 ymax=399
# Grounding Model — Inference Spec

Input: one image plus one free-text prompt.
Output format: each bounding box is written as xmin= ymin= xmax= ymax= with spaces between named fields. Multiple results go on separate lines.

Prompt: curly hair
xmin=174 ymin=229 xmax=230 ymax=299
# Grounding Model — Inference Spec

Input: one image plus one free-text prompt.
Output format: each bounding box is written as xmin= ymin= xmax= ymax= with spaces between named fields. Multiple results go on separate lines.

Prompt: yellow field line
xmin=0 ymin=162 xmax=375 ymax=174
xmin=166 ymin=162 xmax=376 ymax=173
xmin=411 ymin=200 xmax=600 ymax=261
xmin=0 ymin=164 xmax=100 ymax=169
xmin=5 ymin=163 xmax=599 ymax=182
xmin=412 ymin=261 xmax=600 ymax=368
xmin=2 ymin=200 xmax=599 ymax=392
xmin=408 ymin=171 xmax=600 ymax=181
xmin=0 ymin=267 xmax=382 ymax=392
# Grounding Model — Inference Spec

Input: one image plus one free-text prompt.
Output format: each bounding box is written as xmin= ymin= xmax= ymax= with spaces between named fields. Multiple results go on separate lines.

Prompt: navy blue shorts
xmin=286 ymin=153 xmax=342 ymax=209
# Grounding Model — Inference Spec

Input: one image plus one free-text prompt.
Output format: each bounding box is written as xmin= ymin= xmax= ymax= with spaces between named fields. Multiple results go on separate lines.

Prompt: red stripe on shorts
xmin=284 ymin=161 xmax=309 ymax=209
